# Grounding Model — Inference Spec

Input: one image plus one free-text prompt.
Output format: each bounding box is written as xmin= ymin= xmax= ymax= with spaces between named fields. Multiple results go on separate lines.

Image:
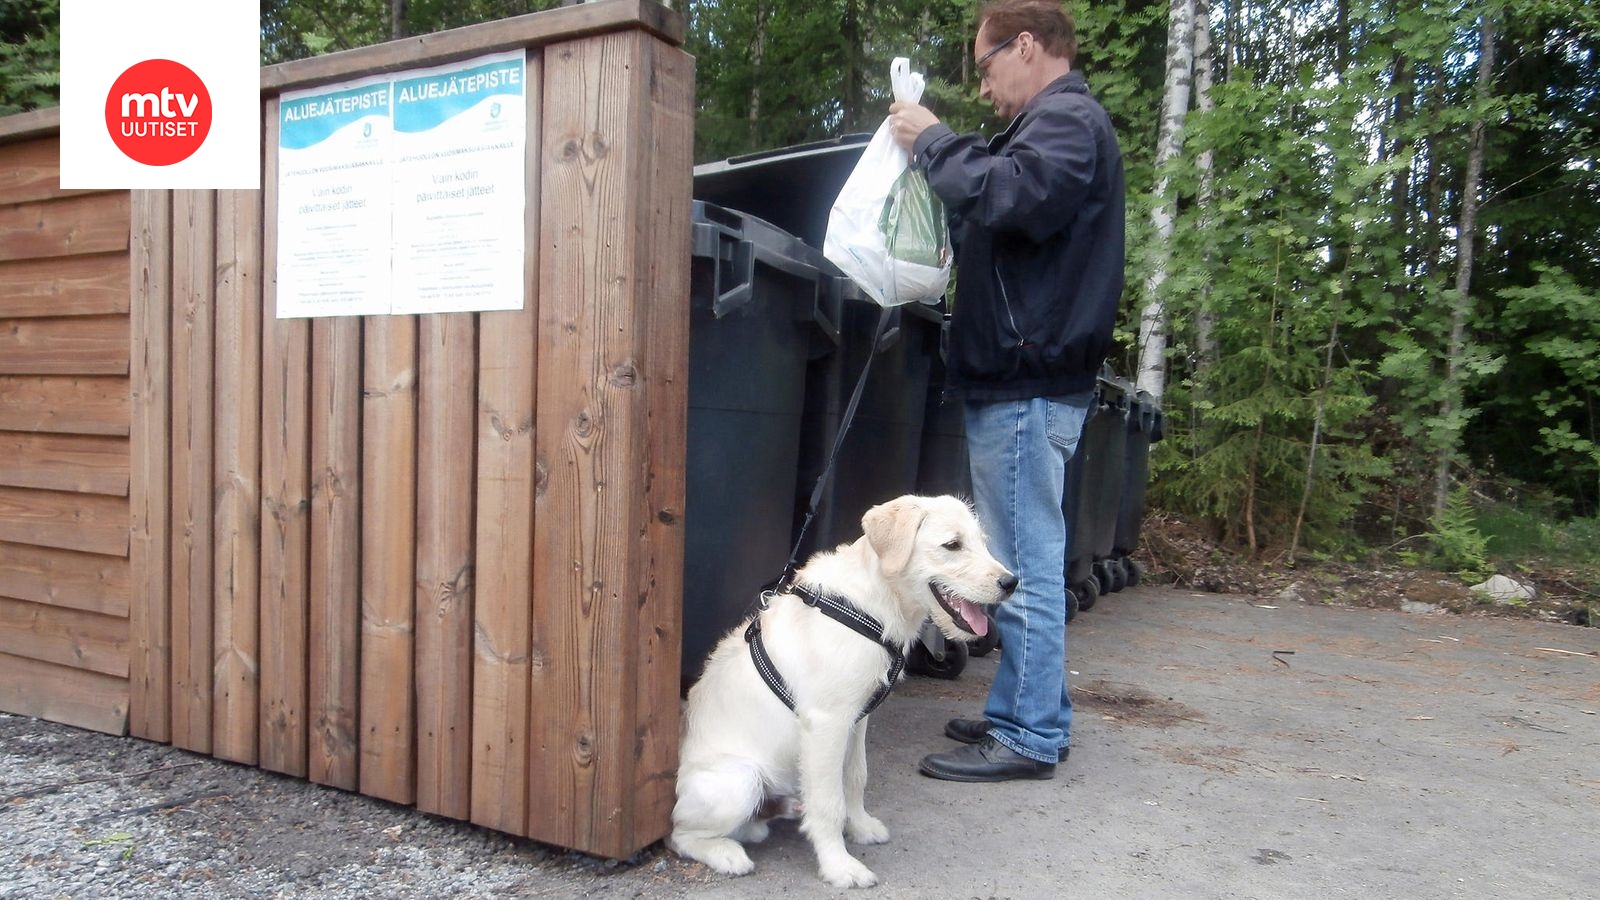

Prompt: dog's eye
xmin=942 ymin=539 xmax=962 ymax=551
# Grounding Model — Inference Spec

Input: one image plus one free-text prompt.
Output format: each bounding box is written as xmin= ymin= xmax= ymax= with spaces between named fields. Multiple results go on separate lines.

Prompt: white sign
xmin=390 ymin=53 xmax=527 ymax=315
xmin=277 ymin=76 xmax=394 ymax=318
xmin=274 ymin=51 xmax=526 ymax=318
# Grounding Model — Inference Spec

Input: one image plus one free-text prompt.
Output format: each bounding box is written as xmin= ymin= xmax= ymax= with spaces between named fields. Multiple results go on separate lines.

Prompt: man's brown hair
xmin=977 ymin=0 xmax=1077 ymax=65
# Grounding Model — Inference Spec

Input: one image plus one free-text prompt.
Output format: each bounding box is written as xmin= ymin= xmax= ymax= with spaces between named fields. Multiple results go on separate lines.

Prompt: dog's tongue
xmin=957 ymin=599 xmax=989 ymax=637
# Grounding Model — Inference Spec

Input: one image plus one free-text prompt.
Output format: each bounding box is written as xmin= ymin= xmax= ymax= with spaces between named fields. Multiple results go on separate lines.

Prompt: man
xmin=889 ymin=0 xmax=1125 ymax=781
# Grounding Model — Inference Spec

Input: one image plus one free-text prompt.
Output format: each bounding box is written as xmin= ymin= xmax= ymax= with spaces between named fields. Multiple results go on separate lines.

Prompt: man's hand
xmin=889 ymin=101 xmax=940 ymax=152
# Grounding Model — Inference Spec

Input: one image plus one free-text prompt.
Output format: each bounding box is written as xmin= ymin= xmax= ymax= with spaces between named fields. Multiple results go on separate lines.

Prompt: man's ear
xmin=862 ymin=497 xmax=927 ymax=578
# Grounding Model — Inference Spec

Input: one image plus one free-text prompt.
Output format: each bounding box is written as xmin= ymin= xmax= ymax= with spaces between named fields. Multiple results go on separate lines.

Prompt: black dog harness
xmin=745 ymin=583 xmax=907 ymax=721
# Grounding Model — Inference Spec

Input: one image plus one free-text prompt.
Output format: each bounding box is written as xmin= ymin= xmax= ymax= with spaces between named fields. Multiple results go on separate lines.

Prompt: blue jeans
xmin=964 ymin=393 xmax=1091 ymax=763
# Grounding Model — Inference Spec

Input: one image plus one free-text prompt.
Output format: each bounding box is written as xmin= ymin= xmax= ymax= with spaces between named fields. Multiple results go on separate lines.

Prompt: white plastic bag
xmin=824 ymin=58 xmax=952 ymax=307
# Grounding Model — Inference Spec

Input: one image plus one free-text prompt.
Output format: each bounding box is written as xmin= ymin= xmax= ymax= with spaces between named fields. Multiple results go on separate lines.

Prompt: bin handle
xmin=713 ymin=231 xmax=755 ymax=317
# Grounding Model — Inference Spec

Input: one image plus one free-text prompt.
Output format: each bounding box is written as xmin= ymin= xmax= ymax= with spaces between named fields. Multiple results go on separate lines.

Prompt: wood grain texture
xmin=0 ymin=137 xmax=100 ymax=205
xmin=308 ymin=316 xmax=361 ymax=790
xmin=0 ymin=193 xmax=130 ymax=263
xmin=0 ymin=315 xmax=129 ymax=375
xmin=0 ymin=253 xmax=129 ymax=318
xmin=0 ymin=650 xmax=127 ymax=735
xmin=469 ymin=51 xmax=540 ymax=838
xmin=258 ymin=99 xmax=312 ymax=777
xmin=169 ymin=190 xmax=216 ymax=754
xmin=0 ymin=376 xmax=129 ymax=436
xmin=0 ymin=542 xmax=129 ymax=617
xmin=414 ymin=313 xmax=477 ymax=821
xmin=0 ymin=487 xmax=128 ymax=557
xmin=0 ymin=597 xmax=128 ymax=677
xmin=212 ymin=189 xmax=263 ymax=766
xmin=0 ymin=432 xmax=129 ymax=495
xmin=528 ymin=30 xmax=690 ymax=858
xmin=260 ymin=0 xmax=684 ymax=94
xmin=359 ymin=314 xmax=417 ymax=805
xmin=129 ymin=189 xmax=172 ymax=741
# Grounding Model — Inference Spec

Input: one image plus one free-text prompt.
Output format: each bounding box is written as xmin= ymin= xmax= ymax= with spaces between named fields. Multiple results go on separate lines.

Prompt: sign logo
xmin=103 ymin=59 xmax=212 ymax=166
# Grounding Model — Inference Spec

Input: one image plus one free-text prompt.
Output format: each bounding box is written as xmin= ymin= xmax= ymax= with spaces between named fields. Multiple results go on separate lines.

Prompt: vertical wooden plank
xmin=258 ymin=97 xmax=311 ymax=777
xmin=531 ymin=30 xmax=674 ymax=858
xmin=212 ymin=187 xmax=263 ymax=765
xmin=360 ymin=315 xmax=417 ymax=805
xmin=471 ymin=50 xmax=541 ymax=836
xmin=632 ymin=38 xmax=693 ymax=851
xmin=169 ymin=190 xmax=215 ymax=754
xmin=129 ymin=189 xmax=172 ymax=742
xmin=308 ymin=316 xmax=361 ymax=790
xmin=414 ymin=313 xmax=477 ymax=820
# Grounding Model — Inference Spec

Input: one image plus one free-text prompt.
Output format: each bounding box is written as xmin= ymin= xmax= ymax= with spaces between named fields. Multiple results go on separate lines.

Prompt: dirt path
xmin=3 ymin=587 xmax=1597 ymax=898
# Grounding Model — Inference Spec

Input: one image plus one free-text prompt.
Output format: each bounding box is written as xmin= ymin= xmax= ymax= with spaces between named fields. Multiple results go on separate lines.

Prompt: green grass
xmin=1476 ymin=502 xmax=1600 ymax=569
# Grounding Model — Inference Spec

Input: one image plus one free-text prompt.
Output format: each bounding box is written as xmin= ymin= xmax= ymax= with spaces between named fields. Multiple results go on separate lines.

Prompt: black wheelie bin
xmin=1065 ymin=368 xmax=1131 ymax=611
xmin=682 ymin=201 xmax=838 ymax=688
xmin=1111 ymin=388 xmax=1165 ymax=587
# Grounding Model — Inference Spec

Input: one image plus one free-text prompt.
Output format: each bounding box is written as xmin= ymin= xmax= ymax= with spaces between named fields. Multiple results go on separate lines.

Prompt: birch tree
xmin=1135 ymin=0 xmax=1196 ymax=403
xmin=1432 ymin=14 xmax=1496 ymax=520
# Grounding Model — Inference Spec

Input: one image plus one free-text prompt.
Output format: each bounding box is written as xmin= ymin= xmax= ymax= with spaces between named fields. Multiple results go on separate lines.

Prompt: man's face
xmin=975 ymin=25 xmax=1026 ymax=120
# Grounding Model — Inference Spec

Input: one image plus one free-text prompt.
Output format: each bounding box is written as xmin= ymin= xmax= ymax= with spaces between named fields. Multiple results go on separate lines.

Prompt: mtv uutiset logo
xmin=60 ymin=1 xmax=256 ymax=189
xmin=104 ymin=59 xmax=213 ymax=166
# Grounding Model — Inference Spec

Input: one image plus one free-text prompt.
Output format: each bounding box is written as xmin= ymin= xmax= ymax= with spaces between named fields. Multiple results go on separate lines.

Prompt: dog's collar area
xmin=745 ymin=583 xmax=907 ymax=721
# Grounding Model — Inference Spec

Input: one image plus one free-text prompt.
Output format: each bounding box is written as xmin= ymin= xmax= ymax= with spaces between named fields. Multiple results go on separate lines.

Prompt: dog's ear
xmin=863 ymin=497 xmax=927 ymax=578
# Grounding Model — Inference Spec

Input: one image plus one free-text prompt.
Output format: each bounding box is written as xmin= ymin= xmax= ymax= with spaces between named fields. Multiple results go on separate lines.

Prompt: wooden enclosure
xmin=0 ymin=0 xmax=691 ymax=860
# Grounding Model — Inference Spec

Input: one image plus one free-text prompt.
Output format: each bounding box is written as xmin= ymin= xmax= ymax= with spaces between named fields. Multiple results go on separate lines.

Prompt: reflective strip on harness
xmin=744 ymin=584 xmax=907 ymax=721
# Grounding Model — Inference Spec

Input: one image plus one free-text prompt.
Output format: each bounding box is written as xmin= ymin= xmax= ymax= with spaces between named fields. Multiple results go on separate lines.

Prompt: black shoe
xmin=945 ymin=718 xmax=1071 ymax=763
xmin=918 ymin=737 xmax=1056 ymax=782
xmin=944 ymin=717 xmax=992 ymax=744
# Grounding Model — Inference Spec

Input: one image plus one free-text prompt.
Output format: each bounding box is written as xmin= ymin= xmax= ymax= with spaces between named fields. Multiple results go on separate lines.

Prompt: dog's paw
xmin=846 ymin=814 xmax=890 ymax=845
xmin=731 ymin=819 xmax=771 ymax=844
xmin=819 ymin=856 xmax=878 ymax=889
xmin=668 ymin=835 xmax=755 ymax=876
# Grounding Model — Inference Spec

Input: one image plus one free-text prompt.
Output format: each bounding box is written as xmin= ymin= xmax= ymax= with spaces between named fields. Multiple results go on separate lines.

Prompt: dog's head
xmin=861 ymin=494 xmax=1016 ymax=640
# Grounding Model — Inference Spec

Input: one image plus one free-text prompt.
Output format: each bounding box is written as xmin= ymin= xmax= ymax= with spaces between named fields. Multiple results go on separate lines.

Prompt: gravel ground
xmin=0 ymin=712 xmax=704 ymax=899
xmin=5 ymin=585 xmax=1598 ymax=898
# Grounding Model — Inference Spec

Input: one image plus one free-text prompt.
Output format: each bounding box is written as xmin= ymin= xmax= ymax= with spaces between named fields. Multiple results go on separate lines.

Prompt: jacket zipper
xmin=993 ymin=265 xmax=1025 ymax=347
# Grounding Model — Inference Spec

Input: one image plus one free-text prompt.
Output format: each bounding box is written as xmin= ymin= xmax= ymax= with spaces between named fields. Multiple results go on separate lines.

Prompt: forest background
xmin=5 ymin=0 xmax=1598 ymax=616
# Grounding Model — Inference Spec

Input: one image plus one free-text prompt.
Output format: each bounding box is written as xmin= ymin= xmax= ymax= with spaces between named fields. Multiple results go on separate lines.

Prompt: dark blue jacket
xmin=912 ymin=72 xmax=1125 ymax=400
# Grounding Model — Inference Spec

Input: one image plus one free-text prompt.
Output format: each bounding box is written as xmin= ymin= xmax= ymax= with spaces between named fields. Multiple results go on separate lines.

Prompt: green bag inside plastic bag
xmin=878 ymin=166 xmax=950 ymax=271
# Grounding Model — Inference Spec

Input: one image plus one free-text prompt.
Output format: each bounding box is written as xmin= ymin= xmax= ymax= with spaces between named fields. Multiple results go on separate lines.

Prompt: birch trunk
xmin=1135 ymin=0 xmax=1197 ymax=402
xmin=1432 ymin=16 xmax=1495 ymax=519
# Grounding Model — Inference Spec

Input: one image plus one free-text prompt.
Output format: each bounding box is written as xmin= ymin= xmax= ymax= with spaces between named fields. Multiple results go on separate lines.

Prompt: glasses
xmin=975 ymin=33 xmax=1019 ymax=80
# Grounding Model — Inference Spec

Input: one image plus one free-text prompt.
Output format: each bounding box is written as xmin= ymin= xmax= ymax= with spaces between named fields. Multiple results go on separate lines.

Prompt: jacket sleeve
xmin=912 ymin=99 xmax=1100 ymax=245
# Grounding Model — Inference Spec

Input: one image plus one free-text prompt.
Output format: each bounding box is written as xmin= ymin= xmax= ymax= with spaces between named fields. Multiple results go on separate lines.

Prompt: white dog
xmin=670 ymin=494 xmax=1016 ymax=888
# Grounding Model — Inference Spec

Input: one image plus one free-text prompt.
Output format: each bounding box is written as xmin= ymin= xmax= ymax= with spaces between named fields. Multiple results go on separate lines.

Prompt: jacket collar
xmin=989 ymin=71 xmax=1090 ymax=151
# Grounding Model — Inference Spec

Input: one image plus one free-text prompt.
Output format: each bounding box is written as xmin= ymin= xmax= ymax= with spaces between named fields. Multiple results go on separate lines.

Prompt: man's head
xmin=975 ymin=0 xmax=1077 ymax=121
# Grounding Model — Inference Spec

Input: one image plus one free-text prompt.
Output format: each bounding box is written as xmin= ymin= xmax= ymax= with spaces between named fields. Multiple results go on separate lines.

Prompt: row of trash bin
xmin=682 ymin=137 xmax=1163 ymax=685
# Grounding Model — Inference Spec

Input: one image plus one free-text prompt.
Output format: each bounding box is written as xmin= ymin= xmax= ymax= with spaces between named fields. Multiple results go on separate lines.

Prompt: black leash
xmin=775 ymin=304 xmax=896 ymax=594
xmin=742 ymin=303 xmax=903 ymax=720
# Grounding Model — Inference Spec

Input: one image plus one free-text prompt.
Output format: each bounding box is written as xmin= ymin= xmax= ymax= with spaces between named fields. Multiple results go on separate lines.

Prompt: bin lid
xmin=694 ymin=134 xmax=871 ymax=248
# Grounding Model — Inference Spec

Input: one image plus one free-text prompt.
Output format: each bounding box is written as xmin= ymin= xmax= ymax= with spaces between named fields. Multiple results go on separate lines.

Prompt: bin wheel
xmin=908 ymin=638 xmax=969 ymax=679
xmin=1074 ymin=576 xmax=1098 ymax=613
xmin=967 ymin=614 xmax=1000 ymax=657
xmin=1109 ymin=558 xmax=1127 ymax=593
xmin=1124 ymin=557 xmax=1142 ymax=588
xmin=1093 ymin=560 xmax=1114 ymax=596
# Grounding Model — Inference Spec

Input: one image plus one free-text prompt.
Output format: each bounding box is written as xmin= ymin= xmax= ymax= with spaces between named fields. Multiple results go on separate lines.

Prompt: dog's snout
xmin=998 ymin=572 xmax=1019 ymax=596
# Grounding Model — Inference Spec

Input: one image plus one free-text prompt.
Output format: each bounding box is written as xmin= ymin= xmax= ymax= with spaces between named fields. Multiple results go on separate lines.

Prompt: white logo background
xmin=60 ymin=0 xmax=258 ymax=189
